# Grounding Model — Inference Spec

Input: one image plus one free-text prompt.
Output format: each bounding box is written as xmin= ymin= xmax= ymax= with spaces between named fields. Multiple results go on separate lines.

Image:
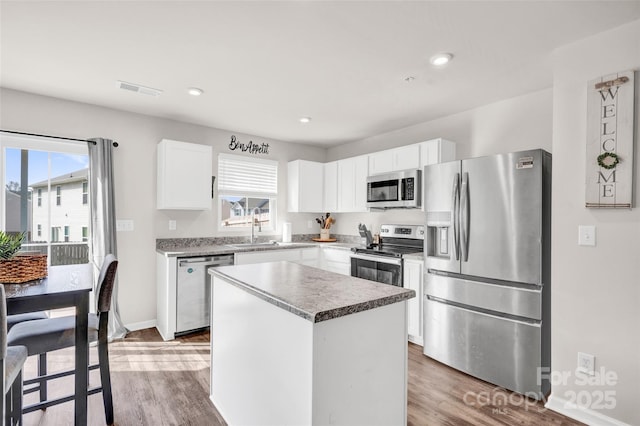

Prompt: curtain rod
xmin=0 ymin=129 xmax=119 ymax=147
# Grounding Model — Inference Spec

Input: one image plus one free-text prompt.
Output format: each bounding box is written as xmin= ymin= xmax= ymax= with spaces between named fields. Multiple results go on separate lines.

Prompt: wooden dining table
xmin=2 ymin=263 xmax=93 ymax=425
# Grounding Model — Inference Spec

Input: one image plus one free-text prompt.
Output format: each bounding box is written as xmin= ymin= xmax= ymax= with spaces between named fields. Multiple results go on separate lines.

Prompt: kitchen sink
xmin=227 ymin=241 xmax=282 ymax=248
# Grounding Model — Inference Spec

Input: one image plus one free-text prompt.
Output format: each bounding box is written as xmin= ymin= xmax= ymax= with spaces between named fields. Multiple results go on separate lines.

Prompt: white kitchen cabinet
xmin=337 ymin=155 xmax=368 ymax=212
xmin=235 ymin=247 xmax=320 ymax=266
xmin=320 ymin=246 xmax=352 ymax=276
xmin=404 ymin=258 xmax=423 ymax=346
xmin=368 ymin=144 xmax=421 ymax=175
xmin=323 ymin=161 xmax=338 ymax=212
xmin=288 ymin=160 xmax=324 ymax=213
xmin=157 ymin=139 xmax=213 ymax=210
xmin=297 ymin=247 xmax=321 ymax=267
xmin=419 ymin=138 xmax=456 ymax=167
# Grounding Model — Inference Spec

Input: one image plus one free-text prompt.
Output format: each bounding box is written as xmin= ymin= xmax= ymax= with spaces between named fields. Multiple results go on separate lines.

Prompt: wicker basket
xmin=0 ymin=253 xmax=48 ymax=283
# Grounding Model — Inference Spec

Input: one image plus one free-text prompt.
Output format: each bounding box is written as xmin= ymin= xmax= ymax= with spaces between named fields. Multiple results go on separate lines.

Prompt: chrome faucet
xmin=250 ymin=207 xmax=262 ymax=243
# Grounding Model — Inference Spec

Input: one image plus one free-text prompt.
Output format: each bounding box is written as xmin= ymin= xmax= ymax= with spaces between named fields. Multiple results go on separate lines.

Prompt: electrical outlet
xmin=169 ymin=220 xmax=177 ymax=231
xmin=307 ymin=220 xmax=313 ymax=229
xmin=577 ymin=352 xmax=595 ymax=375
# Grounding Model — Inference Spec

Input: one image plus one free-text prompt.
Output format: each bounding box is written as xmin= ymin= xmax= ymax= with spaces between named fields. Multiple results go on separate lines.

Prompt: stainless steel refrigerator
xmin=423 ymin=149 xmax=551 ymax=399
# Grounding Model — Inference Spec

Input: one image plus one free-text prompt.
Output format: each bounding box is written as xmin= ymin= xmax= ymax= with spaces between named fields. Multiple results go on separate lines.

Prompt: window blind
xmin=218 ymin=154 xmax=278 ymax=196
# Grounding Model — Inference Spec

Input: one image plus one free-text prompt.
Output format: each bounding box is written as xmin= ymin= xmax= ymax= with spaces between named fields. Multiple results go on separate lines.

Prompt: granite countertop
xmin=157 ymin=241 xmax=358 ymax=257
xmin=209 ymin=261 xmax=415 ymax=323
xmin=403 ymin=252 xmax=425 ymax=261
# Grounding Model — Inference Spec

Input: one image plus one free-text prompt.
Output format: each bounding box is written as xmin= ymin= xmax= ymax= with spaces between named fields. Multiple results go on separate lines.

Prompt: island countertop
xmin=209 ymin=261 xmax=415 ymax=323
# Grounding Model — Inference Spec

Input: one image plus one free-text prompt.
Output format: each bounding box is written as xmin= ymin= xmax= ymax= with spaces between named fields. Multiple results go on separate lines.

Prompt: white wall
xmin=0 ymin=88 xmax=325 ymax=327
xmin=327 ymin=88 xmax=553 ymax=237
xmin=548 ymin=20 xmax=640 ymax=425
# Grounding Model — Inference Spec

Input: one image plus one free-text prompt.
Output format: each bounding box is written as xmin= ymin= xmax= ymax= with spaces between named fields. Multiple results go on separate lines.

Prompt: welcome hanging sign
xmin=585 ymin=70 xmax=635 ymax=209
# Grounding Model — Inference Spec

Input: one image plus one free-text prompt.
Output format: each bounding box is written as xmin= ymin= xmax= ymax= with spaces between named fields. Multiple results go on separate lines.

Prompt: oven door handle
xmin=350 ymin=253 xmax=403 ymax=266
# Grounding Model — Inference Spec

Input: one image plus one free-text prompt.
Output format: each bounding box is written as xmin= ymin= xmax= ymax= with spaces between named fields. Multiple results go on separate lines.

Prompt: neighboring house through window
xmin=82 ymin=181 xmax=88 ymax=204
xmin=1 ymin=132 xmax=90 ymax=266
xmin=218 ymin=153 xmax=278 ymax=231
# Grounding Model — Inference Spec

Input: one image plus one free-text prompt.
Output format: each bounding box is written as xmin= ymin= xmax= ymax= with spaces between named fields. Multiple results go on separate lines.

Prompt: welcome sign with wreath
xmin=585 ymin=70 xmax=635 ymax=209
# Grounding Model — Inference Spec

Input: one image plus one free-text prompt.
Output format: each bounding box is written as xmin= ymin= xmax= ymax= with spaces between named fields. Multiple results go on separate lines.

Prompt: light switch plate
xmin=578 ymin=225 xmax=596 ymax=246
xmin=169 ymin=220 xmax=177 ymax=231
xmin=116 ymin=219 xmax=134 ymax=232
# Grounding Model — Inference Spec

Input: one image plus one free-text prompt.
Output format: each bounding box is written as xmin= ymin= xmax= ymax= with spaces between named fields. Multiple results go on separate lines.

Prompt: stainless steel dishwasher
xmin=176 ymin=254 xmax=234 ymax=335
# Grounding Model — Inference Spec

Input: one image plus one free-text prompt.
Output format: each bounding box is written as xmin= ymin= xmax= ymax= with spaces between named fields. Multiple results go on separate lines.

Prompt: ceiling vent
xmin=116 ymin=80 xmax=163 ymax=97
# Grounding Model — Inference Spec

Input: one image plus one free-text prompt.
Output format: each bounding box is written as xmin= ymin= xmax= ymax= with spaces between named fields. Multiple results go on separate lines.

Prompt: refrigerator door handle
xmin=460 ymin=172 xmax=470 ymax=261
xmin=452 ymin=173 xmax=460 ymax=261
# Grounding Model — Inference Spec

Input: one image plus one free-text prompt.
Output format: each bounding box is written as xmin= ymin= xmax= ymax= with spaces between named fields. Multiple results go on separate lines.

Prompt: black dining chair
xmin=1 ymin=285 xmax=28 ymax=426
xmin=7 ymin=255 xmax=118 ymax=425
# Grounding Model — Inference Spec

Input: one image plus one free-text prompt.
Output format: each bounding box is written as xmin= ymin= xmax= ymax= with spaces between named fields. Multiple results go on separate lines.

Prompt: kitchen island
xmin=208 ymin=261 xmax=415 ymax=426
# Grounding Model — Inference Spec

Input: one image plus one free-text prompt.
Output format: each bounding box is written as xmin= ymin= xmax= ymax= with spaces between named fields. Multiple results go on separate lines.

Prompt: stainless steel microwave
xmin=366 ymin=169 xmax=421 ymax=209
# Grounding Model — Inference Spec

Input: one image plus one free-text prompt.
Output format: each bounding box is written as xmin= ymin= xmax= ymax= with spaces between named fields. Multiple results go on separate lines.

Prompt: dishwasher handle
xmin=178 ymin=254 xmax=234 ymax=267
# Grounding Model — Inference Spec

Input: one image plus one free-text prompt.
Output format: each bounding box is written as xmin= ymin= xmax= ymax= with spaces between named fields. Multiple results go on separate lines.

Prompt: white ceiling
xmin=2 ymin=1 xmax=640 ymax=147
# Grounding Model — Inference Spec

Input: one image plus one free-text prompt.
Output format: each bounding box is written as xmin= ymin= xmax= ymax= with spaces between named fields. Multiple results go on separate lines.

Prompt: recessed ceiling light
xmin=430 ymin=53 xmax=453 ymax=66
xmin=187 ymin=87 xmax=204 ymax=96
xmin=299 ymin=117 xmax=312 ymax=124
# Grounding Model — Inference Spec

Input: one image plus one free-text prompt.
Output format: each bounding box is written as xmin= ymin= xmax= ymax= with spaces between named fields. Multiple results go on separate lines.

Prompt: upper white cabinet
xmin=337 ymin=155 xmax=368 ymax=212
xmin=323 ymin=161 xmax=338 ymax=212
xmin=287 ymin=160 xmax=324 ymax=213
xmin=420 ymin=138 xmax=456 ymax=167
xmin=287 ymin=138 xmax=455 ymax=213
xmin=157 ymin=139 xmax=212 ymax=210
xmin=368 ymin=144 xmax=421 ymax=175
xmin=368 ymin=139 xmax=456 ymax=176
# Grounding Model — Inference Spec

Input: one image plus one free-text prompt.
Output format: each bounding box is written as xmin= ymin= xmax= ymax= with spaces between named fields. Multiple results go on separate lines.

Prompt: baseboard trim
xmin=545 ymin=394 xmax=631 ymax=426
xmin=125 ymin=319 xmax=157 ymax=332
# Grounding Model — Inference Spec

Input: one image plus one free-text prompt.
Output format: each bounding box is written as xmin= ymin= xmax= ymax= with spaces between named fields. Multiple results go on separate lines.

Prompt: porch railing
xmin=21 ymin=242 xmax=89 ymax=266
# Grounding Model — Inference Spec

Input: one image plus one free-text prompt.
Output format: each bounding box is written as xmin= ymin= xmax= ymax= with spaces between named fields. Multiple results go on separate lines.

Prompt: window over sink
xmin=217 ymin=153 xmax=277 ymax=231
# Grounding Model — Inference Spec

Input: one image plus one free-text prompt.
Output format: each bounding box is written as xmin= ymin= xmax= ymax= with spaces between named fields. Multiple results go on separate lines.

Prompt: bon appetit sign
xmin=228 ymin=135 xmax=270 ymax=155
xmin=585 ymin=70 xmax=635 ymax=209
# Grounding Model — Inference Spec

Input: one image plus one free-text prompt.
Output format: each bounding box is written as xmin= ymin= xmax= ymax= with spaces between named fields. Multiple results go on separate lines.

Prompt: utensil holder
xmin=320 ymin=229 xmax=330 ymax=240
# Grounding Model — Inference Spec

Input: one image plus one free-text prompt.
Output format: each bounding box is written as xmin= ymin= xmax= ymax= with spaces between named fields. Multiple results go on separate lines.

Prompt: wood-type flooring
xmin=20 ymin=328 xmax=583 ymax=426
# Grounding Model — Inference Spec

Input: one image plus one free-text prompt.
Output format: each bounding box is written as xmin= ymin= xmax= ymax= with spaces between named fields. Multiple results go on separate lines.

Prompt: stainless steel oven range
xmin=350 ymin=224 xmax=424 ymax=286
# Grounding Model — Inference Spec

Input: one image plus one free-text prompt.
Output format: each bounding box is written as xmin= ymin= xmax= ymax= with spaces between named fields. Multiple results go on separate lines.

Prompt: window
xmin=82 ymin=181 xmax=88 ymax=204
xmin=1 ymin=132 xmax=90 ymax=266
xmin=82 ymin=226 xmax=88 ymax=242
xmin=218 ymin=154 xmax=278 ymax=231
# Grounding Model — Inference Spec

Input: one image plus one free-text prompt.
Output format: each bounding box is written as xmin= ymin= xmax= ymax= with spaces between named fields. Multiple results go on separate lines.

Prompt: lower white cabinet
xmin=320 ymin=246 xmax=352 ymax=276
xmin=404 ymin=258 xmax=423 ymax=346
xmin=235 ymin=247 xmax=320 ymax=267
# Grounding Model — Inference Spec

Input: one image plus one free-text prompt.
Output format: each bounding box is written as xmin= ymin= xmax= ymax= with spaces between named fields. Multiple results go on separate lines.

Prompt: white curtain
xmin=88 ymin=138 xmax=127 ymax=339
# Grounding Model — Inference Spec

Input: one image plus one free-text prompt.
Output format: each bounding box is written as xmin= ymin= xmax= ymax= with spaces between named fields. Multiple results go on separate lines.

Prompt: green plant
xmin=0 ymin=231 xmax=25 ymax=260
